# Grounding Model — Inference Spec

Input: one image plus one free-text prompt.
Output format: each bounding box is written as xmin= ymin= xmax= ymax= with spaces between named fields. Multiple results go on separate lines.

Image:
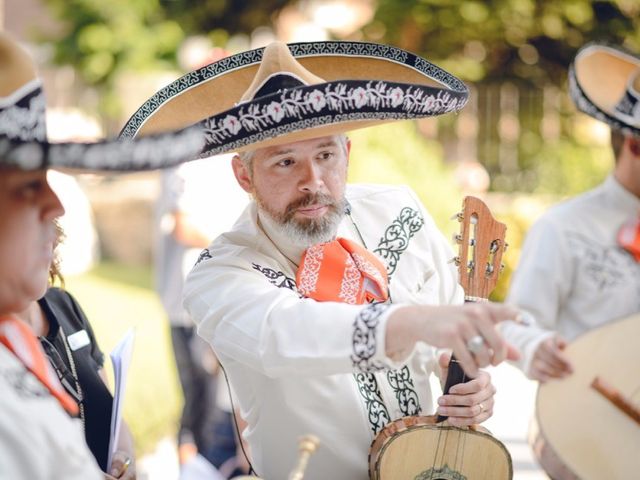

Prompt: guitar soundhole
xmin=414 ymin=464 xmax=466 ymax=480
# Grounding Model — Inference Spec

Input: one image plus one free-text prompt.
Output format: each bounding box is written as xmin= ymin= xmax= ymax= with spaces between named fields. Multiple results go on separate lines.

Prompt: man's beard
xmin=257 ymin=192 xmax=346 ymax=246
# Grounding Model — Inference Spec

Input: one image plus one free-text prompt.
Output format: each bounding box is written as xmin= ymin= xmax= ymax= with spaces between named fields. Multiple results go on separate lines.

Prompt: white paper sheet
xmin=107 ymin=328 xmax=135 ymax=470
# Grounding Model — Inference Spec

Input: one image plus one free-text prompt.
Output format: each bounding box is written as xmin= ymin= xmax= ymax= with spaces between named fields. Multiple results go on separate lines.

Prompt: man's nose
xmin=298 ymin=161 xmax=325 ymax=193
xmin=44 ymin=179 xmax=65 ymax=220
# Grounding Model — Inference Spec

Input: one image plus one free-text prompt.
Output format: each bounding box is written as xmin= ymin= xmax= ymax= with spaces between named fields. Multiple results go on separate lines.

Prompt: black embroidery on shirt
xmin=195 ymin=248 xmax=212 ymax=266
xmin=251 ymin=263 xmax=296 ymax=291
xmin=353 ymin=372 xmax=391 ymax=435
xmin=386 ymin=366 xmax=421 ymax=416
xmin=351 ymin=303 xmax=390 ymax=373
xmin=371 ymin=207 xmax=425 ymax=416
xmin=374 ymin=207 xmax=424 ymax=278
xmin=567 ymin=232 xmax=640 ymax=303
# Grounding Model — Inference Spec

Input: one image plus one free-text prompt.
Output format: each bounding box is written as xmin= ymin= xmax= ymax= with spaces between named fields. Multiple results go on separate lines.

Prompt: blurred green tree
xmin=40 ymin=0 xmax=295 ymax=118
xmin=365 ymin=0 xmax=639 ymax=87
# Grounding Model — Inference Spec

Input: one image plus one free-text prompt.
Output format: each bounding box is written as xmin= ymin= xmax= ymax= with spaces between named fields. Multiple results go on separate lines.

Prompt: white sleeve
xmin=184 ymin=247 xmax=406 ymax=379
xmin=503 ymin=215 xmax=570 ymax=376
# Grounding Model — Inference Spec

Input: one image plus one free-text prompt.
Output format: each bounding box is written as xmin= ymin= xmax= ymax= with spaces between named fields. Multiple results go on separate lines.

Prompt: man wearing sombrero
xmin=0 ymin=32 xmax=204 ymax=478
xmin=503 ymin=42 xmax=640 ymax=385
xmin=123 ymin=40 xmax=521 ymax=479
xmin=501 ymin=41 xmax=640 ymax=480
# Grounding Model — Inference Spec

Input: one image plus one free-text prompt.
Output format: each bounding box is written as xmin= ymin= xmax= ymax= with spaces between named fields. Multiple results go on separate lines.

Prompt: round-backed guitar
xmin=531 ymin=313 xmax=640 ymax=480
xmin=369 ymin=196 xmax=513 ymax=480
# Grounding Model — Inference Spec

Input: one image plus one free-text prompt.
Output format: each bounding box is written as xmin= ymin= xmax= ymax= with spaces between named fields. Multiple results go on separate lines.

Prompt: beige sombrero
xmin=0 ymin=32 xmax=204 ymax=171
xmin=570 ymin=42 xmax=640 ymax=137
xmin=120 ymin=40 xmax=470 ymax=155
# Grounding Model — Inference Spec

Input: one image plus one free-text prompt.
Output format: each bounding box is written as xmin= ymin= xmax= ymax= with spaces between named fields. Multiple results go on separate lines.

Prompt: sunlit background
xmin=3 ymin=1 xmax=639 ymax=478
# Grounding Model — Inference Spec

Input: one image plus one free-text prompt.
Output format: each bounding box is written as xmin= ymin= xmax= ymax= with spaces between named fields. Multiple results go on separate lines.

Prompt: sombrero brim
xmin=120 ymin=41 xmax=469 ymax=155
xmin=569 ymin=42 xmax=640 ymax=137
xmin=0 ymin=127 xmax=204 ymax=172
xmin=0 ymin=79 xmax=205 ymax=172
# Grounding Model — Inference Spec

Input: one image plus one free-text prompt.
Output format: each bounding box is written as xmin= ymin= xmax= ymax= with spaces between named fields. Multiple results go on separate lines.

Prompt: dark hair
xmin=49 ymin=220 xmax=65 ymax=287
xmin=611 ymin=129 xmax=625 ymax=163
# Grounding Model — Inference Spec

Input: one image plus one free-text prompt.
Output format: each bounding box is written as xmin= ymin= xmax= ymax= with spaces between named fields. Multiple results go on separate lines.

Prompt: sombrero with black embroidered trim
xmin=569 ymin=42 xmax=640 ymax=138
xmin=0 ymin=32 xmax=204 ymax=172
xmin=120 ymin=40 xmax=469 ymax=155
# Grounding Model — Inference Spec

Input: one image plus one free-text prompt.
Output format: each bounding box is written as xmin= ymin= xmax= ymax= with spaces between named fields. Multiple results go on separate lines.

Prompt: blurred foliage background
xmin=9 ymin=0 xmax=638 ymax=459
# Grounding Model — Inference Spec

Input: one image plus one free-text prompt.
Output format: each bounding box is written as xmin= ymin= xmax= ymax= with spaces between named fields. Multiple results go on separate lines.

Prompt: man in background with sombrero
xmin=124 ymin=40 xmax=522 ymax=479
xmin=501 ymin=40 xmax=640 ymax=480
xmin=502 ymin=42 xmax=640 ymax=384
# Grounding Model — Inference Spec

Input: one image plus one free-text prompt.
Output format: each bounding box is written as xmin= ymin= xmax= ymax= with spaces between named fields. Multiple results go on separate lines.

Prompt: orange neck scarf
xmin=618 ymin=215 xmax=640 ymax=262
xmin=296 ymin=237 xmax=389 ymax=305
xmin=0 ymin=315 xmax=79 ymax=415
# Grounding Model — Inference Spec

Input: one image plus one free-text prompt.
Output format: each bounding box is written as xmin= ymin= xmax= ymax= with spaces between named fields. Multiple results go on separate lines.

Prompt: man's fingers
xmin=538 ymin=340 xmax=573 ymax=373
xmin=448 ymin=372 xmax=491 ymax=395
xmin=438 ymin=351 xmax=452 ymax=369
xmin=474 ymin=316 xmax=508 ymax=365
xmin=452 ymin=338 xmax=479 ymax=378
xmin=485 ymin=302 xmax=521 ymax=324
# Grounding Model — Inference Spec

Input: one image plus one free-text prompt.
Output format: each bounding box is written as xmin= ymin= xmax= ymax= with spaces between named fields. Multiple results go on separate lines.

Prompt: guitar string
xmin=430 ymin=223 xmax=477 ymax=478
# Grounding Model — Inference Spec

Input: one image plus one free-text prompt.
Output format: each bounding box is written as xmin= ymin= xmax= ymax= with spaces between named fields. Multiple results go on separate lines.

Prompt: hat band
xmin=198 ymin=79 xmax=466 ymax=157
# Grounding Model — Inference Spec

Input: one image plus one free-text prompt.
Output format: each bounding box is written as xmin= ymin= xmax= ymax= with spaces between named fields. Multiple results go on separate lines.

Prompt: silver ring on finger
xmin=466 ymin=335 xmax=485 ymax=354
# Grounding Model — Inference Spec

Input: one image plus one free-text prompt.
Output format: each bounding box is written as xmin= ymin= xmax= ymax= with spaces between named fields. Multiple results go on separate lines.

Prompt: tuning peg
xmin=450 ymin=211 xmax=463 ymax=222
xmin=448 ymin=256 xmax=461 ymax=266
xmin=503 ymin=242 xmax=509 ymax=252
xmin=500 ymin=263 xmax=505 ymax=272
xmin=452 ymin=233 xmax=463 ymax=244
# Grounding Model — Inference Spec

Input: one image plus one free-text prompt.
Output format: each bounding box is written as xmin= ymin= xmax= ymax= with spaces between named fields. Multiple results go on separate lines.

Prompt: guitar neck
xmin=437 ymin=196 xmax=506 ymax=423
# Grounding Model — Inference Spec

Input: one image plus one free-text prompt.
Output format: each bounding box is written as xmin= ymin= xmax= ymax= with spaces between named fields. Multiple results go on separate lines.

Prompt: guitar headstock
xmin=452 ymin=196 xmax=507 ymax=301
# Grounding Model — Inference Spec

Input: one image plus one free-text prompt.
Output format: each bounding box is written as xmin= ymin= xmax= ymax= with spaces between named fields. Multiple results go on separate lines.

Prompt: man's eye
xmin=18 ymin=180 xmax=44 ymax=198
xmin=278 ymin=159 xmax=294 ymax=167
xmin=319 ymin=151 xmax=334 ymax=160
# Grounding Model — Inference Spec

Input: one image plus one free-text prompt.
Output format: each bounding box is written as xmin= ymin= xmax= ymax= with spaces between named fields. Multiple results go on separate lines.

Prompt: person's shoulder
xmin=536 ymin=185 xmax=603 ymax=227
xmin=44 ymin=286 xmax=78 ymax=308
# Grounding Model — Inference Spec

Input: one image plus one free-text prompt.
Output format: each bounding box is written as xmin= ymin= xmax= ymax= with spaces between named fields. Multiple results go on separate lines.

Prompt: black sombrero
xmin=0 ymin=32 xmax=204 ymax=172
xmin=569 ymin=42 xmax=640 ymax=138
xmin=120 ymin=40 xmax=470 ymax=155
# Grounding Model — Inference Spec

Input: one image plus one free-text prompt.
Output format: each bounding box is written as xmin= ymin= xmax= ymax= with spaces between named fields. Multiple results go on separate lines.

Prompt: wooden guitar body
xmin=531 ymin=313 xmax=640 ymax=480
xmin=369 ymin=415 xmax=512 ymax=480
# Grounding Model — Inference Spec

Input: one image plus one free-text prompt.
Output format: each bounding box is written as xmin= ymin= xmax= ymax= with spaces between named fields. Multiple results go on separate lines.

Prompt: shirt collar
xmin=603 ymin=174 xmax=640 ymax=214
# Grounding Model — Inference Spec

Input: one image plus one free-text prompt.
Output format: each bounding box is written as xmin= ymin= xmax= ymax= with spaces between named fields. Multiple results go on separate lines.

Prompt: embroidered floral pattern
xmin=353 ymin=372 xmax=391 ymax=435
xmin=296 ymin=244 xmax=324 ymax=296
xmin=567 ymin=232 xmax=640 ymax=299
xmin=252 ymin=263 xmax=297 ymax=291
xmin=351 ymin=303 xmax=390 ymax=372
xmin=352 ymin=252 xmax=386 ymax=290
xmin=199 ymin=81 xmax=461 ymax=154
xmin=386 ymin=367 xmax=421 ymax=416
xmin=374 ymin=207 xmax=425 ymax=277
xmin=338 ymin=256 xmax=361 ymax=304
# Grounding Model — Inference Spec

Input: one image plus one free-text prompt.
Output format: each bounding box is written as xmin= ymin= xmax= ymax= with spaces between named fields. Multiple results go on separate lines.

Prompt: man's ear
xmin=232 ymin=155 xmax=253 ymax=193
